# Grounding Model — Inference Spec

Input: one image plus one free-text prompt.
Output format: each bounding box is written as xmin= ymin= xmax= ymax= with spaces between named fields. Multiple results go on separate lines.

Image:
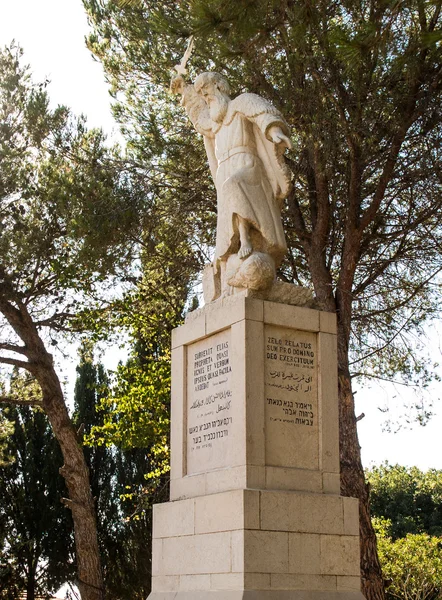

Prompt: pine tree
xmin=0 ymin=373 xmax=74 ymax=599
xmin=73 ymin=344 xmax=155 ymax=599
xmin=82 ymin=2 xmax=442 ymax=597
xmin=0 ymin=42 xmax=150 ymax=599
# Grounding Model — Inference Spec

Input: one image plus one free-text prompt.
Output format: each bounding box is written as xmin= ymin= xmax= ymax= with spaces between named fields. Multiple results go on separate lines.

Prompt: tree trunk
xmin=37 ymin=360 xmax=104 ymax=600
xmin=338 ymin=346 xmax=385 ymax=600
xmin=0 ymin=297 xmax=104 ymax=600
xmin=309 ymin=241 xmax=385 ymax=599
xmin=26 ymin=580 xmax=35 ymax=600
xmin=26 ymin=556 xmax=35 ymax=600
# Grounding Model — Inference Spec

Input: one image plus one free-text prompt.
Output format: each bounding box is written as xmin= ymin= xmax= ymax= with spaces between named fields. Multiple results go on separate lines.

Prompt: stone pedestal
xmin=148 ymin=296 xmax=364 ymax=599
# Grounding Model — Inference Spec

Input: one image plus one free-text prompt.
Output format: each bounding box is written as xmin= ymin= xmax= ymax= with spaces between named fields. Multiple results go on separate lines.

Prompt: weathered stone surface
xmin=160 ymin=532 xmax=231 ymax=575
xmin=149 ymin=592 xmax=365 ymax=599
xmin=264 ymin=325 xmax=319 ymax=471
xmin=260 ymin=491 xmax=345 ymax=535
xmin=180 ymin=575 xmax=212 ymax=591
xmin=226 ymin=253 xmax=276 ymax=292
xmin=242 ymin=530 xmax=289 ymax=573
xmin=172 ymin=312 xmax=205 ymax=348
xmin=171 ymin=70 xmax=291 ymax=299
xmin=337 ymin=577 xmax=362 ymax=592
xmin=263 ymin=302 xmax=320 ymax=331
xmin=265 ymin=467 xmax=322 ymax=493
xmin=172 ymin=301 xmax=342 ymax=500
xmin=151 ymin=575 xmax=180 ymax=592
xmin=266 ymin=281 xmax=315 ymax=307
xmin=194 ymin=489 xmax=259 ymax=534
xmin=185 ymin=293 xmax=263 ymax=327
xmin=211 ymin=573 xmax=244 ymax=590
xmin=270 ymin=574 xmax=336 ymax=591
xmin=319 ymin=310 xmax=337 ymax=334
xmin=289 ymin=534 xmax=321 ymax=574
xmin=149 ymin=300 xmax=364 ymax=599
xmin=343 ymin=497 xmax=360 ymax=536
xmin=322 ymin=472 xmax=340 ymax=494
xmin=320 ymin=536 xmax=361 ymax=576
xmin=317 ymin=333 xmax=340 ymax=474
xmin=192 ymin=281 xmax=315 ymax=321
xmin=202 ymin=263 xmax=221 ymax=304
xmin=153 ymin=498 xmax=194 ymax=539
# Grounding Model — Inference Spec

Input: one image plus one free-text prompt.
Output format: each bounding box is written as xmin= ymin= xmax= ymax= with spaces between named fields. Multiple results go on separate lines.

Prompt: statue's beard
xmin=209 ymin=95 xmax=229 ymax=123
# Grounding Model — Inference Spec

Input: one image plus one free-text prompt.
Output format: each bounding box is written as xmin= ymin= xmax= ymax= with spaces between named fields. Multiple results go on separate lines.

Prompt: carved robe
xmin=182 ymin=88 xmax=291 ymax=269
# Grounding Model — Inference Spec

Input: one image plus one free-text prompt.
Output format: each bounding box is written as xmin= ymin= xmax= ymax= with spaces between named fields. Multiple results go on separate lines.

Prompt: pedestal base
xmin=149 ymin=489 xmax=364 ymax=599
xmin=149 ymin=592 xmax=364 ymax=599
xmin=149 ymin=299 xmax=364 ymax=599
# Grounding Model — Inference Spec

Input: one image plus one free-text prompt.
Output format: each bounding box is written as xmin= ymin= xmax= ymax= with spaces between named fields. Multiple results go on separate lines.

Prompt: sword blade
xmin=174 ymin=35 xmax=194 ymax=75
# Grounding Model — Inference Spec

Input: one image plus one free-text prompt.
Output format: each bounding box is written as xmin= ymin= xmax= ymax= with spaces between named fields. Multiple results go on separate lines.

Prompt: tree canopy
xmin=374 ymin=521 xmax=442 ymax=600
xmin=0 ymin=42 xmax=156 ymax=600
xmin=0 ymin=43 xmax=145 ymax=340
xmin=368 ymin=463 xmax=442 ymax=539
xmin=83 ymin=0 xmax=442 ymax=382
xmin=369 ymin=464 xmax=442 ymax=599
xmin=0 ymin=373 xmax=74 ymax=600
xmin=82 ymin=2 xmax=442 ymax=597
xmin=73 ymin=346 xmax=154 ymax=599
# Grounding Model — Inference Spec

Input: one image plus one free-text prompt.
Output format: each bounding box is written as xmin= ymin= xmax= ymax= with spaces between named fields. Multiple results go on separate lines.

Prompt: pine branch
xmin=0 ymin=355 xmax=33 ymax=371
xmin=0 ymin=342 xmax=28 ymax=355
xmin=35 ymin=312 xmax=76 ymax=329
xmin=0 ymin=395 xmax=43 ymax=407
xmin=353 ymin=264 xmax=442 ymax=320
xmin=349 ymin=308 xmax=420 ymax=366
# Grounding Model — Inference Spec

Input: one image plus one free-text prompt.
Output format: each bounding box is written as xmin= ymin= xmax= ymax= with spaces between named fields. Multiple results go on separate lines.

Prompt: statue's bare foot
xmin=238 ymin=217 xmax=253 ymax=260
xmin=238 ymin=242 xmax=253 ymax=259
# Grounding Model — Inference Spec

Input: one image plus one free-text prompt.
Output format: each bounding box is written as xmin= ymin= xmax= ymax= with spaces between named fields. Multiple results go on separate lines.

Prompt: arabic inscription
xmin=265 ymin=325 xmax=319 ymax=470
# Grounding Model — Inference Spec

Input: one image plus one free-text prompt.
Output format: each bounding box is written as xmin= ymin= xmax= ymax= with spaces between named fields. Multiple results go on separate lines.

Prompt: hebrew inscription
xmin=265 ymin=325 xmax=319 ymax=470
xmin=186 ymin=329 xmax=233 ymax=474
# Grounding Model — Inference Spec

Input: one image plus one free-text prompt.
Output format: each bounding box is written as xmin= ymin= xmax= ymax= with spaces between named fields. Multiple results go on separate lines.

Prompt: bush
xmin=374 ymin=518 xmax=442 ymax=600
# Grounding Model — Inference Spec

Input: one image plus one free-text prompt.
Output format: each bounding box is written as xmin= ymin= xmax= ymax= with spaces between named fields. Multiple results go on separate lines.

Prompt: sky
xmin=1 ymin=0 xmax=442 ymax=472
xmin=0 ymin=0 xmax=118 ymax=135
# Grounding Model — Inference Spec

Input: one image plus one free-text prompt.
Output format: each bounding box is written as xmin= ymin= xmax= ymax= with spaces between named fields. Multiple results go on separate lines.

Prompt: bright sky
xmin=1 ymin=0 xmax=441 ymax=472
xmin=0 ymin=0 xmax=118 ymax=135
xmin=355 ymin=358 xmax=442 ymax=470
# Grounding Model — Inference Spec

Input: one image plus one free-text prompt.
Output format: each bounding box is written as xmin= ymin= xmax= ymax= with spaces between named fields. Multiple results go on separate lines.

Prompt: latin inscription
xmin=265 ymin=325 xmax=319 ymax=469
xmin=186 ymin=329 xmax=233 ymax=474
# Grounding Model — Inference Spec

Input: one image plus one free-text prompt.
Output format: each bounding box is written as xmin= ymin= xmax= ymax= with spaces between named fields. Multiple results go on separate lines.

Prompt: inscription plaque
xmin=186 ymin=329 xmax=233 ymax=475
xmin=265 ymin=325 xmax=319 ymax=469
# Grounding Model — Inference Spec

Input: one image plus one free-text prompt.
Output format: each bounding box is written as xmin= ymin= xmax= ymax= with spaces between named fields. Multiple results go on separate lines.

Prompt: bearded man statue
xmin=171 ymin=72 xmax=292 ymax=301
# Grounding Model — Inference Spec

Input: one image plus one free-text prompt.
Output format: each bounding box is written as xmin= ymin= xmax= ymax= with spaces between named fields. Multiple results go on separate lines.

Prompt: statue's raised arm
xmin=171 ymin=69 xmax=293 ymax=302
xmin=171 ymin=75 xmax=214 ymax=138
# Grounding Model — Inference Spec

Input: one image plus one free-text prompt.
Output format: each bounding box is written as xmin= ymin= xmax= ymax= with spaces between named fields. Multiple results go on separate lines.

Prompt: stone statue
xmin=171 ymin=70 xmax=292 ymax=301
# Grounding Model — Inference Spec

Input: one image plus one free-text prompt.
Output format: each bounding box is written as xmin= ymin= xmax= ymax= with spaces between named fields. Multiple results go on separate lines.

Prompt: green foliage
xmin=0 ymin=384 xmax=74 ymax=598
xmin=375 ymin=522 xmax=442 ymax=600
xmin=86 ymin=352 xmax=171 ymax=482
xmin=77 ymin=298 xmax=178 ymax=598
xmin=0 ymin=41 xmax=191 ymax=592
xmin=368 ymin=463 xmax=442 ymax=539
xmin=83 ymin=0 xmax=442 ymax=397
xmin=0 ymin=42 xmax=148 ymax=340
xmin=370 ymin=466 xmax=442 ymax=599
xmin=0 ymin=43 xmax=162 ymax=599
xmin=84 ymin=277 xmax=186 ymax=488
xmin=0 ymin=409 xmax=13 ymax=467
xmin=74 ymin=344 xmax=161 ymax=599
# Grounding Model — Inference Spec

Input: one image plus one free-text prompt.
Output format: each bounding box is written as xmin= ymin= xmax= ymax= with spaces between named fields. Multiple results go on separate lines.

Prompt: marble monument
xmin=147 ymin=48 xmax=364 ymax=599
xmin=171 ymin=67 xmax=292 ymax=302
